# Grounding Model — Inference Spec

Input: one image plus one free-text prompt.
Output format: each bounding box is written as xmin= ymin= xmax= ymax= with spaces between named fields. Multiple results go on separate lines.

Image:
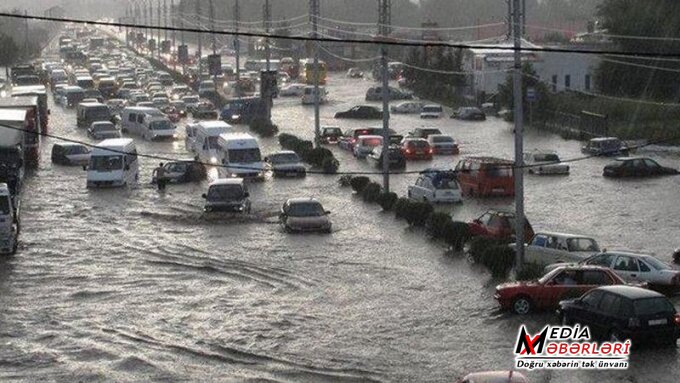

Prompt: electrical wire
xmin=524 ymin=24 xmax=680 ymax=43
xmin=316 ymin=44 xmax=380 ymax=63
xmin=390 ymin=59 xmax=510 ymax=76
xmin=9 ymin=12 xmax=680 ymax=58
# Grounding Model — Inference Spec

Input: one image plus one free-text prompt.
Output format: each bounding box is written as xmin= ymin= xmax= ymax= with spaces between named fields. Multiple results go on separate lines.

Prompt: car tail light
xmin=628 ymin=318 xmax=641 ymax=328
xmin=405 ymin=149 xmax=412 ymax=154
xmin=674 ymin=314 xmax=680 ymax=325
xmin=350 ymin=138 xmax=357 ymax=144
xmin=427 ymin=148 xmax=433 ymax=154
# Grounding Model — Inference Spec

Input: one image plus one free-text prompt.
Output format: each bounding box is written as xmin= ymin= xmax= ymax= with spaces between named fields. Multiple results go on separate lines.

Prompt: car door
xmin=570 ymin=289 xmax=604 ymax=327
xmin=411 ymin=177 xmax=425 ymax=199
xmin=635 ymin=258 xmax=656 ymax=285
xmin=643 ymin=158 xmax=661 ymax=175
xmin=592 ymin=292 xmax=621 ymax=337
xmin=612 ymin=255 xmax=640 ymax=282
xmin=537 ymin=270 xmax=575 ymax=310
xmin=525 ymin=234 xmax=548 ymax=264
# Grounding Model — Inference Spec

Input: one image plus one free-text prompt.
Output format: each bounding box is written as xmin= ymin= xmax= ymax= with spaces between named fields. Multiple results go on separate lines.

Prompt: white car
xmin=522 ymin=232 xmax=601 ymax=267
xmin=390 ymin=101 xmax=424 ymax=114
xmin=279 ymin=83 xmax=306 ymax=97
xmin=265 ymin=151 xmax=307 ymax=177
xmin=524 ymin=151 xmax=569 ymax=175
xmin=353 ymin=135 xmax=383 ymax=158
xmin=407 ymin=169 xmax=462 ymax=203
xmin=545 ymin=251 xmax=680 ymax=289
xmin=420 ymin=104 xmax=443 ymax=119
xmin=88 ymin=121 xmax=121 ymax=140
xmin=427 ymin=134 xmax=459 ymax=155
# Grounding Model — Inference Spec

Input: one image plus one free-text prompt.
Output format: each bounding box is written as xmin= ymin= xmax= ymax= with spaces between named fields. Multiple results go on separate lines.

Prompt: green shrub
xmin=394 ymin=197 xmax=411 ymax=219
xmin=442 ymin=221 xmax=471 ymax=251
xmin=249 ymin=118 xmax=279 ymax=137
xmin=321 ymin=156 xmax=339 ymax=174
xmin=279 ymin=133 xmax=297 ymax=148
xmin=350 ymin=176 xmax=370 ymax=193
xmin=480 ymin=245 xmax=516 ymax=278
xmin=404 ymin=201 xmax=433 ymax=227
xmin=338 ymin=175 xmax=352 ymax=187
xmin=361 ymin=182 xmax=382 ymax=202
xmin=468 ymin=237 xmax=505 ymax=264
xmin=427 ymin=212 xmax=453 ymax=239
xmin=515 ymin=263 xmax=545 ymax=281
xmin=377 ymin=191 xmax=398 ymax=211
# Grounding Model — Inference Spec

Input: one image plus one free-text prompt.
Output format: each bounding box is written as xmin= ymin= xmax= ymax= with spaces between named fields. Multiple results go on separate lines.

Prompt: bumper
xmin=273 ymin=168 xmax=306 ymax=177
xmin=494 ymin=294 xmax=512 ymax=310
xmin=204 ymin=204 xmax=247 ymax=213
xmin=286 ymin=224 xmax=332 ymax=233
xmin=433 ymin=147 xmax=459 ymax=155
xmin=87 ymin=180 xmax=125 ymax=188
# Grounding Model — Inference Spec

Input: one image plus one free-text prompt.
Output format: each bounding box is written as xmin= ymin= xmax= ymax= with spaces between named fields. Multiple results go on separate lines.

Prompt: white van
xmin=120 ymin=106 xmax=170 ymax=139
xmin=216 ymin=133 xmax=264 ymax=179
xmin=86 ymin=138 xmax=138 ymax=188
xmin=301 ymin=86 xmax=327 ymax=105
xmin=141 ymin=115 xmax=177 ymax=140
xmin=193 ymin=121 xmax=235 ymax=164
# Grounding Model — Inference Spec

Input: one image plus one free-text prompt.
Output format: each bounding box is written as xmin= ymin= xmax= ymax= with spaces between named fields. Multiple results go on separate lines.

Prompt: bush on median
xmin=377 ymin=191 xmax=398 ymax=211
xmin=278 ymin=133 xmax=338 ymax=174
xmin=361 ymin=182 xmax=382 ymax=202
xmin=350 ymin=176 xmax=370 ymax=193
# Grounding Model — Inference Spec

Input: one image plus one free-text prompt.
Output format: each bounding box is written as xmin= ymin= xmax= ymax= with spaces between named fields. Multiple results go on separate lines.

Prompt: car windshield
xmin=362 ymin=138 xmax=382 ymax=146
xmin=538 ymin=268 xmax=561 ymax=284
xmin=90 ymin=155 xmax=123 ymax=171
xmin=184 ymin=97 xmax=199 ymax=103
xmin=566 ymin=238 xmax=600 ymax=252
xmin=407 ymin=140 xmax=428 ymax=148
xmin=534 ymin=153 xmax=560 ymax=162
xmin=66 ymin=145 xmax=90 ymax=155
xmin=88 ymin=107 xmax=110 ymax=119
xmin=288 ymin=202 xmax=325 ymax=217
xmin=150 ymin=120 xmax=173 ymax=130
xmin=93 ymin=123 xmax=115 ymax=132
xmin=0 ymin=196 xmax=10 ymax=215
xmin=228 ymin=148 xmax=261 ymax=163
xmin=323 ymin=128 xmax=342 ymax=135
xmin=270 ymin=153 xmax=300 ymax=164
xmin=207 ymin=185 xmax=243 ymax=201
xmin=486 ymin=165 xmax=513 ymax=178
xmin=423 ymin=106 xmax=442 ymax=112
xmin=633 ymin=297 xmax=675 ymax=316
xmin=433 ymin=177 xmax=458 ymax=190
xmin=642 ymin=256 xmax=672 ymax=270
xmin=432 ymin=136 xmax=453 ymax=143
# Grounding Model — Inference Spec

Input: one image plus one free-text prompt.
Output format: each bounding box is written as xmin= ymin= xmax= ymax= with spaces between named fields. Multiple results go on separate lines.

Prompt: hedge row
xmin=279 ymin=133 xmax=339 ymax=174
xmin=467 ymin=237 xmax=516 ymax=278
xmin=249 ymin=118 xmax=279 ymax=137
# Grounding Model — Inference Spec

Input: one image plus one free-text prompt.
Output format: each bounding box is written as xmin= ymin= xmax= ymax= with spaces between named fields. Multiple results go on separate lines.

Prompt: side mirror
xmin=473 ymin=219 xmax=481 ymax=224
xmin=82 ymin=165 xmax=88 ymax=171
xmin=325 ymin=211 xmax=331 ymax=215
xmin=48 ymin=109 xmax=51 ymax=115
xmin=124 ymin=165 xmax=130 ymax=171
xmin=244 ymin=192 xmax=250 ymax=198
xmin=201 ymin=193 xmax=207 ymax=199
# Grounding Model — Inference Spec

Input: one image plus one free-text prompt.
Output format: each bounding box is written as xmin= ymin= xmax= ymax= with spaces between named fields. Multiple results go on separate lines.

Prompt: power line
xmin=7 ymin=12 xmax=680 ymax=58
xmin=525 ymin=24 xmax=680 ymax=43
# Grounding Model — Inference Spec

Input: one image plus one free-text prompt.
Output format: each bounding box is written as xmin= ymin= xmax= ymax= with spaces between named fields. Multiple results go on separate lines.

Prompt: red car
xmin=161 ymin=106 xmax=182 ymax=123
xmin=468 ymin=209 xmax=534 ymax=243
xmin=495 ymin=265 xmax=627 ymax=315
xmin=400 ymin=138 xmax=433 ymax=160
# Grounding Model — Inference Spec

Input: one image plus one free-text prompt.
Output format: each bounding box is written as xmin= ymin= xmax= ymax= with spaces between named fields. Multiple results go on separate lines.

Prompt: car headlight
xmin=231 ymin=114 xmax=240 ymax=120
xmin=210 ymin=157 xmax=218 ymax=164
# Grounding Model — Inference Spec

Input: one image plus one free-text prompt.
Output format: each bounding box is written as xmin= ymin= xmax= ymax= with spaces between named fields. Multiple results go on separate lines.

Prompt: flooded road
xmin=1 ymin=45 xmax=680 ymax=382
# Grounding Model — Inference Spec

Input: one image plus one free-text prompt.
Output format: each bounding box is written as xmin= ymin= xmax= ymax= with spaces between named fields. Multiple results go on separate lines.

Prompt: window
xmin=566 ymin=238 xmax=599 ymax=252
xmin=633 ymin=297 xmax=675 ymax=316
xmin=531 ymin=235 xmax=548 ymax=247
xmin=488 ymin=216 xmax=504 ymax=229
xmin=597 ymin=293 xmax=621 ymax=313
xmin=587 ymin=253 xmax=615 ymax=267
xmin=565 ymin=75 xmax=571 ymax=89
xmin=638 ymin=260 xmax=651 ymax=272
xmin=581 ymin=290 xmax=603 ymax=307
xmin=128 ymin=113 xmax=136 ymax=122
xmin=643 ymin=159 xmax=659 ymax=169
xmin=582 ymin=270 xmax=610 ymax=285
xmin=551 ymin=75 xmax=557 ymax=92
xmin=546 ymin=236 xmax=559 ymax=249
xmin=137 ymin=114 xmax=144 ymax=123
xmin=614 ymin=256 xmax=638 ymax=272
xmin=585 ymin=74 xmax=591 ymax=91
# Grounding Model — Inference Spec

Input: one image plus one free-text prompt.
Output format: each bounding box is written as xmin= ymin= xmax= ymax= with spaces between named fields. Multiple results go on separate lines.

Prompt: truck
xmin=0 ymin=96 xmax=41 ymax=167
xmin=0 ymin=109 xmax=26 ymax=255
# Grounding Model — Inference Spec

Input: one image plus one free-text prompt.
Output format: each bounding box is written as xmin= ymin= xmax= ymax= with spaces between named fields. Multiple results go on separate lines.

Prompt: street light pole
xmin=234 ymin=0 xmax=241 ymax=98
xmin=310 ymin=0 xmax=320 ymax=147
xmin=512 ymin=0 xmax=526 ymax=271
xmin=379 ymin=0 xmax=391 ymax=192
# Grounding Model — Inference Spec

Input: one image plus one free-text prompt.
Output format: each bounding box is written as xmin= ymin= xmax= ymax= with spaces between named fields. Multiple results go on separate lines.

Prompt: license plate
xmin=492 ymin=188 xmax=504 ymax=193
xmin=649 ymin=319 xmax=667 ymax=326
xmin=416 ymin=151 xmax=423 ymax=155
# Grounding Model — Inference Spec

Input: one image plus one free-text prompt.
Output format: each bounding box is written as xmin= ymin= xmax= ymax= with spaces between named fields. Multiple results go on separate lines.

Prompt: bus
xmin=302 ymin=59 xmax=327 ymax=86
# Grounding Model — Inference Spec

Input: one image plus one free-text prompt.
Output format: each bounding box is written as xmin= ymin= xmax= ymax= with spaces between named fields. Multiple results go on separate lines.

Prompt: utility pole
xmin=512 ymin=0 xmax=525 ymax=271
xmin=171 ymin=0 xmax=176 ymax=71
xmin=197 ymin=0 xmax=202 ymax=76
xmin=210 ymin=0 xmax=216 ymax=55
xmin=310 ymin=0 xmax=321 ymax=147
xmin=125 ymin=5 xmax=130 ymax=47
xmin=263 ymin=0 xmax=272 ymax=122
xmin=521 ymin=0 xmax=527 ymax=37
xmin=379 ymin=0 xmax=391 ymax=192
xmin=163 ymin=0 xmax=168 ymax=44
xmin=157 ymin=0 xmax=162 ymax=58
xmin=234 ymin=0 xmax=241 ymax=97
xmin=507 ymin=0 xmax=512 ymax=39
xmin=148 ymin=1 xmax=153 ymax=47
xmin=23 ymin=10 xmax=29 ymax=56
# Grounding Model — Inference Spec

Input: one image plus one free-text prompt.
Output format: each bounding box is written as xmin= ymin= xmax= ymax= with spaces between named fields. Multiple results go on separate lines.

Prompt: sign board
xmin=208 ymin=54 xmax=222 ymax=76
xmin=527 ymin=87 xmax=537 ymax=102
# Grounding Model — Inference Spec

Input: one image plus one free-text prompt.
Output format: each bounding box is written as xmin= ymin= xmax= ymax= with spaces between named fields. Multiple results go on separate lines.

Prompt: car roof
xmin=590 ymin=137 xmax=620 ymax=142
xmin=270 ymin=150 xmax=297 ymax=156
xmin=552 ymin=265 xmax=610 ymax=272
xmin=534 ymin=232 xmax=595 ymax=239
xmin=595 ymin=285 xmax=665 ymax=299
xmin=209 ymin=178 xmax=244 ymax=186
xmin=614 ymin=156 xmax=650 ymax=161
xmin=286 ymin=197 xmax=321 ymax=204
xmin=462 ymin=156 xmax=514 ymax=164
xmin=357 ymin=135 xmax=383 ymax=140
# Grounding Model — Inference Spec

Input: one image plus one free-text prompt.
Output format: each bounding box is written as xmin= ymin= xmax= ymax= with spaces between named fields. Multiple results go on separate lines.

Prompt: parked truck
xmin=0 ymin=109 xmax=25 ymax=255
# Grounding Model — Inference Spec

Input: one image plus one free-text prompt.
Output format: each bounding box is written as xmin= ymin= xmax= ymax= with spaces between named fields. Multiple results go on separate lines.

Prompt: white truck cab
xmin=192 ymin=121 xmax=235 ymax=164
xmin=217 ymin=133 xmax=264 ymax=179
xmin=86 ymin=138 xmax=139 ymax=188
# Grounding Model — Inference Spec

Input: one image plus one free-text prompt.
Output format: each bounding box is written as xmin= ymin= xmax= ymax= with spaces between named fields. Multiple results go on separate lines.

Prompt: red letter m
xmin=514 ymin=326 xmax=548 ymax=355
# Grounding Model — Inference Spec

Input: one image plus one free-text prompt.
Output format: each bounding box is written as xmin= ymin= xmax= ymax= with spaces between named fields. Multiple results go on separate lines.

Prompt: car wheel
xmin=11 ymin=240 xmax=18 ymax=255
xmin=512 ymin=296 xmax=532 ymax=315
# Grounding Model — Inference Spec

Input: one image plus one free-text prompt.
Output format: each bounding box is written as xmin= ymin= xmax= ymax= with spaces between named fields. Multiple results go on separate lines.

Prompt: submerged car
xmin=279 ymin=198 xmax=332 ymax=233
xmin=524 ymin=150 xmax=569 ymax=175
xmin=390 ymin=101 xmax=425 ymax=114
xmin=334 ymin=105 xmax=383 ymax=119
xmin=523 ymin=232 xmax=601 ymax=267
xmin=420 ymin=104 xmax=443 ymax=119
xmin=51 ymin=143 xmax=91 ymax=166
xmin=202 ymin=178 xmax=251 ymax=213
xmin=452 ymin=107 xmax=486 ymax=121
xmin=347 ymin=67 xmax=364 ymax=78
xmin=365 ymin=86 xmax=413 ymax=101
xmin=88 ymin=121 xmax=121 ymax=140
xmin=581 ymin=137 xmax=629 ymax=157
xmin=152 ymin=160 xmax=206 ymax=184
xmin=408 ymin=169 xmax=462 ymax=203
xmin=469 ymin=209 xmax=534 ymax=243
xmin=400 ymin=138 xmax=433 ymax=160
xmin=320 ymin=126 xmax=343 ymax=144
xmin=495 ymin=265 xmax=626 ymax=315
xmin=367 ymin=145 xmax=406 ymax=169
xmin=427 ymin=134 xmax=459 ymax=155
xmin=557 ymin=286 xmax=680 ymax=345
xmin=265 ymin=151 xmax=306 ymax=177
xmin=455 ymin=371 xmax=528 ymax=383
xmin=408 ymin=127 xmax=442 ymax=139
xmin=603 ymin=157 xmax=678 ymax=178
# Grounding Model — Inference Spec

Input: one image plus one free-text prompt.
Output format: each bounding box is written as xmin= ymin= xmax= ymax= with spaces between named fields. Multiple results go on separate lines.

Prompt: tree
xmin=596 ymin=0 xmax=680 ymax=100
xmin=0 ymin=34 xmax=19 ymax=67
xmin=498 ymin=62 xmax=553 ymax=121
